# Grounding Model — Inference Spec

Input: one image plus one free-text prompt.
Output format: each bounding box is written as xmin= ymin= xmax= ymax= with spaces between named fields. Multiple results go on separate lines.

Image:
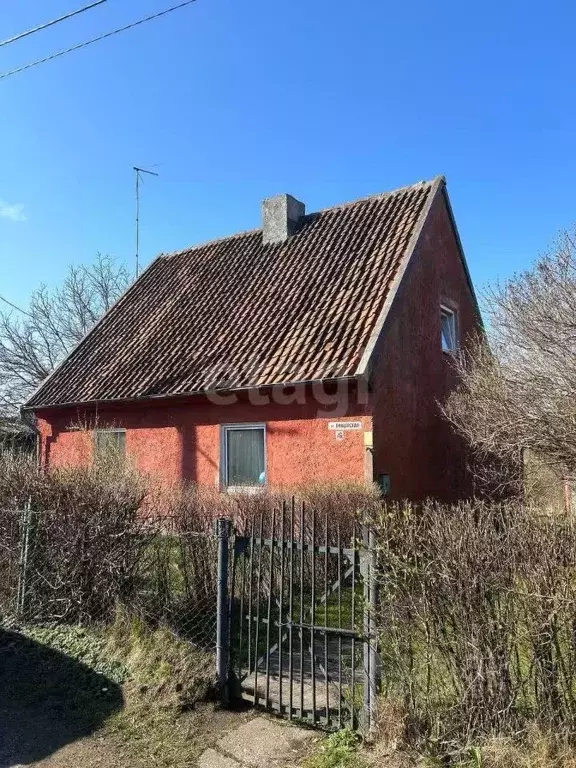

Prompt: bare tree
xmin=444 ymin=230 xmax=576 ymax=482
xmin=0 ymin=254 xmax=130 ymax=415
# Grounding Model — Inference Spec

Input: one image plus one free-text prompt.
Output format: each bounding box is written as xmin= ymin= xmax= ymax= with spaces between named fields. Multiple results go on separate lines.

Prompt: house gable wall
xmin=369 ymin=190 xmax=479 ymax=501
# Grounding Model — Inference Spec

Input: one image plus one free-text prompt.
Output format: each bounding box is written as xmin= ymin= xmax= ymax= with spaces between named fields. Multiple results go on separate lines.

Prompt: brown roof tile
xmin=27 ymin=178 xmax=441 ymax=408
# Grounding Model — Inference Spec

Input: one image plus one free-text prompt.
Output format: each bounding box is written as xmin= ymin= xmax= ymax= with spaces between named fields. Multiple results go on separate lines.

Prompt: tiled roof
xmin=27 ymin=177 xmax=441 ymax=408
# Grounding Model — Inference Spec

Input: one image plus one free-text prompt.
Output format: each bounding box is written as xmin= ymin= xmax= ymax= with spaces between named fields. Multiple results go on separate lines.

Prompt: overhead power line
xmin=0 ymin=0 xmax=109 ymax=49
xmin=0 ymin=0 xmax=198 ymax=80
xmin=0 ymin=294 xmax=31 ymax=317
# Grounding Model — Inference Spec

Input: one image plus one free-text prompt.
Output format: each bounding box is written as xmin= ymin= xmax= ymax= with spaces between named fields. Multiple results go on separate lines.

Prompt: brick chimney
xmin=262 ymin=194 xmax=305 ymax=244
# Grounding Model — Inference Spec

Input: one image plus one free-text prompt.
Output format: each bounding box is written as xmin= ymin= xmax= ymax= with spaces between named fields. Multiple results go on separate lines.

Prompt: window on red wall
xmin=222 ymin=424 xmax=266 ymax=489
xmin=441 ymin=305 xmax=458 ymax=353
xmin=94 ymin=429 xmax=126 ymax=461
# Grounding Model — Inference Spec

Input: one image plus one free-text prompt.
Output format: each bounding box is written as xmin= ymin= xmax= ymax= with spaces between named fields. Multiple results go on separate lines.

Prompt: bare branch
xmin=0 ymin=255 xmax=130 ymax=415
xmin=443 ymin=230 xmax=576 ymax=481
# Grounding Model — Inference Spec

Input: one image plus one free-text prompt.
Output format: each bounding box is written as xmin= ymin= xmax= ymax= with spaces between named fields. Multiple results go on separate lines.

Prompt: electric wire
xmin=0 ymin=0 xmax=198 ymax=80
xmin=0 ymin=1 xmax=110 ymax=48
xmin=0 ymin=295 xmax=31 ymax=317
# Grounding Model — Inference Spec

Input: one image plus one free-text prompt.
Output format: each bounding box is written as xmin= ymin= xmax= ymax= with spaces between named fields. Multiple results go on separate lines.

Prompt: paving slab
xmin=198 ymin=748 xmax=241 ymax=768
xmin=215 ymin=716 xmax=316 ymax=768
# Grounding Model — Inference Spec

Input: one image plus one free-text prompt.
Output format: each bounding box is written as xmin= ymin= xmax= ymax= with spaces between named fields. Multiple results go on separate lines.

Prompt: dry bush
xmin=0 ymin=451 xmax=146 ymax=623
xmin=444 ymin=232 xmax=576 ymax=489
xmin=132 ymin=483 xmax=220 ymax=645
xmin=369 ymin=499 xmax=576 ymax=749
xmin=228 ymin=480 xmax=380 ymax=545
xmin=127 ymin=479 xmax=379 ymax=647
xmin=0 ymin=447 xmax=375 ymax=652
xmin=524 ymin=450 xmax=568 ymax=512
xmin=0 ymin=457 xmax=220 ymax=644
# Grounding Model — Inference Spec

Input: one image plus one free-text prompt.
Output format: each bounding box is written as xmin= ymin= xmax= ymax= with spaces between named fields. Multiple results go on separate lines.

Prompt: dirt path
xmin=2 ymin=708 xmax=254 ymax=768
xmin=0 ymin=628 xmax=316 ymax=768
xmin=198 ymin=717 xmax=316 ymax=768
xmin=6 ymin=734 xmax=133 ymax=768
xmin=1 ymin=712 xmax=314 ymax=768
xmin=0 ymin=627 xmax=253 ymax=768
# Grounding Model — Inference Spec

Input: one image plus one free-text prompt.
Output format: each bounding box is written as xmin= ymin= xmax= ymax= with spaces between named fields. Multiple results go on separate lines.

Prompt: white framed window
xmin=94 ymin=428 xmax=126 ymax=460
xmin=221 ymin=424 xmax=266 ymax=491
xmin=441 ymin=305 xmax=458 ymax=353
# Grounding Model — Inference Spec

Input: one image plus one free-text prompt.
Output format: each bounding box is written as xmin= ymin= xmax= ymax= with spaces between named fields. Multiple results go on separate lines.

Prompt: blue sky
xmin=1 ymin=0 xmax=575 ymax=309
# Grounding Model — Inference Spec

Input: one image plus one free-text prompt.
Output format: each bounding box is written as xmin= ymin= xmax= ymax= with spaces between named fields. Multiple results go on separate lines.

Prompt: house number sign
xmin=328 ymin=421 xmax=362 ymax=430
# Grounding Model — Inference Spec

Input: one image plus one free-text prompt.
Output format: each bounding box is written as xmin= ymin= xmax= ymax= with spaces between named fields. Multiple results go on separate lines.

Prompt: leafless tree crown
xmin=444 ymin=230 xmax=576 ymax=479
xmin=0 ymin=254 xmax=130 ymax=415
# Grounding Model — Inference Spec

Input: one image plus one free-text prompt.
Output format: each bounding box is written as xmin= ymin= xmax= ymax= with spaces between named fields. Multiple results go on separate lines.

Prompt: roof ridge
xmin=161 ymin=176 xmax=444 ymax=260
xmin=315 ymin=176 xmax=442 ymax=215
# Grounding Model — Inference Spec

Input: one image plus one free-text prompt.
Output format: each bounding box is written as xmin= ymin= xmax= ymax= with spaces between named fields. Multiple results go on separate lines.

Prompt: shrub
xmin=369 ymin=500 xmax=576 ymax=749
xmin=0 ymin=452 xmax=146 ymax=623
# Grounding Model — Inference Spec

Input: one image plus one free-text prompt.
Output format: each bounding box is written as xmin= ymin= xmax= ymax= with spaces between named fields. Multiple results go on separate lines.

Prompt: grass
xmin=279 ymin=586 xmax=360 ymax=630
xmin=303 ymin=729 xmax=366 ymax=768
xmin=1 ymin=611 xmax=229 ymax=768
xmin=105 ymin=694 xmax=242 ymax=768
xmin=21 ymin=622 xmax=129 ymax=683
xmin=104 ymin=607 xmax=215 ymax=708
xmin=416 ymin=732 xmax=576 ymax=768
xmin=97 ymin=608 xmax=226 ymax=766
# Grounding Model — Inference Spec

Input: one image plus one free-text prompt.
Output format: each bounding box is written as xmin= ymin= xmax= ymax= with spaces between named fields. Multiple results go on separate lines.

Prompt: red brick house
xmin=24 ymin=176 xmax=481 ymax=501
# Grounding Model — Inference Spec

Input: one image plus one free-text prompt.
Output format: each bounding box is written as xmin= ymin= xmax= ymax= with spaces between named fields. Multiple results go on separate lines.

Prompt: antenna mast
xmin=134 ymin=166 xmax=159 ymax=278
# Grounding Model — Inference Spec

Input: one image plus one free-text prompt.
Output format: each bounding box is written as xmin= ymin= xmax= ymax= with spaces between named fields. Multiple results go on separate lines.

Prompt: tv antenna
xmin=133 ymin=166 xmax=159 ymax=278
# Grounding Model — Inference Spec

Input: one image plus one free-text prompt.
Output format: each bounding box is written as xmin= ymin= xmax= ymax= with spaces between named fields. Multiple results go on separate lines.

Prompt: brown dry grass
xmin=477 ymin=729 xmax=576 ymax=768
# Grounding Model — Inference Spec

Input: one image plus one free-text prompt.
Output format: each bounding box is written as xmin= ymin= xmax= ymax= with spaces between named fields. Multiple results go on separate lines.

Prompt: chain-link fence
xmin=0 ymin=503 xmax=218 ymax=678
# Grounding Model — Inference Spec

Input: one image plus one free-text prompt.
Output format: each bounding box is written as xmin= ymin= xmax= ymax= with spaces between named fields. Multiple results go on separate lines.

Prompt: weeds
xmin=105 ymin=607 xmax=215 ymax=709
xmin=21 ymin=623 xmax=129 ymax=683
xmin=303 ymin=729 xmax=366 ymax=768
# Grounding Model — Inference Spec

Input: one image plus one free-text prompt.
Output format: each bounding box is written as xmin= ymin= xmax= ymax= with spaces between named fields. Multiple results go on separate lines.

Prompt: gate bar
xmin=278 ymin=502 xmax=286 ymax=710
xmin=311 ymin=507 xmax=316 ymax=723
xmin=253 ymin=513 xmax=264 ymax=705
xmin=299 ymin=501 xmax=305 ymax=719
xmin=351 ymin=521 xmax=357 ymax=730
xmin=288 ymin=497 xmax=295 ymax=720
xmin=324 ymin=510 xmax=329 ymax=724
xmin=264 ymin=507 xmax=276 ymax=706
xmin=215 ymin=518 xmax=231 ymax=700
xmin=237 ymin=529 xmax=247 ymax=687
xmin=337 ymin=521 xmax=343 ymax=728
xmin=247 ymin=516 xmax=255 ymax=676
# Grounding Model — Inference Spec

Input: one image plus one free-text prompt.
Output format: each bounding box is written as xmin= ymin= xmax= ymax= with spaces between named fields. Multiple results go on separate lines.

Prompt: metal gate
xmin=227 ymin=501 xmax=379 ymax=732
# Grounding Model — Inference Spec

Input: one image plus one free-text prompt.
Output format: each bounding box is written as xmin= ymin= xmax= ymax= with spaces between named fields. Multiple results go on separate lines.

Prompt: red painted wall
xmin=36 ymin=389 xmax=371 ymax=489
xmin=369 ymin=190 xmax=479 ymax=501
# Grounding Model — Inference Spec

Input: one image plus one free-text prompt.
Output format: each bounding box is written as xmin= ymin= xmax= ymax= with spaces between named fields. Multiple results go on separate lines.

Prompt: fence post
xmin=16 ymin=498 xmax=33 ymax=621
xmin=215 ymin=517 xmax=232 ymax=701
xmin=362 ymin=523 xmax=380 ymax=736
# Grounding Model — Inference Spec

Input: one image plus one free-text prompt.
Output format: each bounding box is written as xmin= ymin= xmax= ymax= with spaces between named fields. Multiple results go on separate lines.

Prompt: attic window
xmin=441 ymin=306 xmax=458 ymax=353
xmin=222 ymin=424 xmax=266 ymax=491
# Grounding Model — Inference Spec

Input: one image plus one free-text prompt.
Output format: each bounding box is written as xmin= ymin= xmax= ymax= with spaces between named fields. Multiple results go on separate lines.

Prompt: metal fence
xmin=224 ymin=502 xmax=381 ymax=734
xmin=0 ymin=500 xmax=381 ymax=733
xmin=0 ymin=503 xmax=219 ymax=678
